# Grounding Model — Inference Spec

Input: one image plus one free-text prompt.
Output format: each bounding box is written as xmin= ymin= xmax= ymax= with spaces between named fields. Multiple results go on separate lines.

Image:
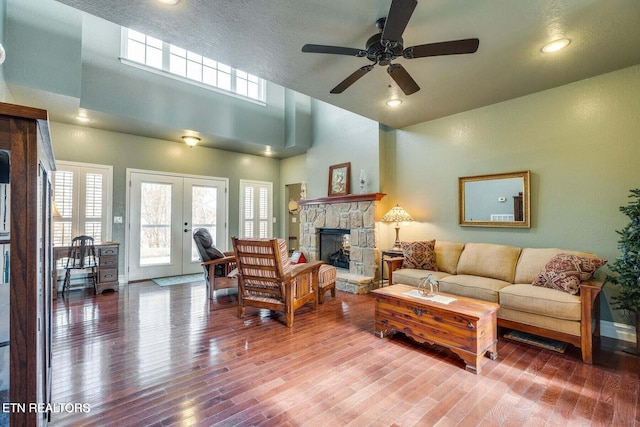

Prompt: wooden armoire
xmin=0 ymin=102 xmax=55 ymax=426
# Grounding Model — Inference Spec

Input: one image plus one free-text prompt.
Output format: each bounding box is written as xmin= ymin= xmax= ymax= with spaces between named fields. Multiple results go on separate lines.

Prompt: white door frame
xmin=125 ymin=168 xmax=229 ymax=283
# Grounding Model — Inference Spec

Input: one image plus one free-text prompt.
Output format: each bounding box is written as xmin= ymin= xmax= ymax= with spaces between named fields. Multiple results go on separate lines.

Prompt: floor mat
xmin=504 ymin=330 xmax=568 ymax=353
xmin=152 ymin=273 xmax=204 ymax=287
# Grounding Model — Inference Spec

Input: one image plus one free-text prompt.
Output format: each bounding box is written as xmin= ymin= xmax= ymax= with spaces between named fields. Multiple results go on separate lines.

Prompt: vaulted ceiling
xmin=53 ymin=0 xmax=640 ymax=130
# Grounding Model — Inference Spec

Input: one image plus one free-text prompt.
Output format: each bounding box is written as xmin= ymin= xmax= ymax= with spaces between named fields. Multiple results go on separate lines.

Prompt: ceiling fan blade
xmin=381 ymin=0 xmax=417 ymax=43
xmin=404 ymin=38 xmax=480 ymax=59
xmin=302 ymin=44 xmax=365 ymax=57
xmin=387 ymin=63 xmax=420 ymax=95
xmin=330 ymin=65 xmax=374 ymax=94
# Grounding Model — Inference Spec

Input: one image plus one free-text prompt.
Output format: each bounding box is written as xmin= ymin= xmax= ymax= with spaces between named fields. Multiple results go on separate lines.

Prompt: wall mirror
xmin=459 ymin=170 xmax=530 ymax=228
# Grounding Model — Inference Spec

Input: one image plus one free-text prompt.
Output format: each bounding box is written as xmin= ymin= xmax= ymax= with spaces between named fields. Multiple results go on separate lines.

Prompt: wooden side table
xmin=380 ymin=249 xmax=403 ymax=287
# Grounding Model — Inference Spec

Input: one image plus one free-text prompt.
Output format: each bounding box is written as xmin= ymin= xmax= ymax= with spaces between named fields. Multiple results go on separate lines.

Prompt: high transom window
xmin=121 ymin=28 xmax=266 ymax=103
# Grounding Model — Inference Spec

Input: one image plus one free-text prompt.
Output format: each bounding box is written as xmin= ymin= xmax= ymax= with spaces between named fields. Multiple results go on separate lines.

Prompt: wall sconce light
xmin=182 ymin=136 xmax=200 ymax=147
xmin=381 ymin=204 xmax=414 ymax=251
xmin=288 ymin=199 xmax=300 ymax=215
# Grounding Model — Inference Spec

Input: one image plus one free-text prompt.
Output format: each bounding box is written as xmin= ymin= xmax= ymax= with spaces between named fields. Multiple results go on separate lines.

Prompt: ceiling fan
xmin=301 ymin=0 xmax=479 ymax=96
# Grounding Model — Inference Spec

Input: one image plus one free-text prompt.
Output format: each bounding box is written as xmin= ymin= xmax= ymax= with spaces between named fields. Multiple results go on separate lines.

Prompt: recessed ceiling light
xmin=75 ymin=115 xmax=91 ymax=123
xmin=182 ymin=136 xmax=200 ymax=147
xmin=157 ymin=0 xmax=180 ymax=5
xmin=386 ymin=99 xmax=403 ymax=107
xmin=541 ymin=38 xmax=571 ymax=53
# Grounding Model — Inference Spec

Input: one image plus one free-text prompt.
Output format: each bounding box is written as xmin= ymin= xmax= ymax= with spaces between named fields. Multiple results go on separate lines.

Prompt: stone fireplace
xmin=298 ymin=193 xmax=385 ymax=293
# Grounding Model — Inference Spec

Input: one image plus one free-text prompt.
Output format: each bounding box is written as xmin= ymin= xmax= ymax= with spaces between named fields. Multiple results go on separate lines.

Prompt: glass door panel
xmin=128 ymin=172 xmax=182 ymax=281
xmin=140 ymin=182 xmax=172 ymax=266
xmin=182 ymin=177 xmax=226 ymax=274
xmin=128 ymin=171 xmax=227 ymax=281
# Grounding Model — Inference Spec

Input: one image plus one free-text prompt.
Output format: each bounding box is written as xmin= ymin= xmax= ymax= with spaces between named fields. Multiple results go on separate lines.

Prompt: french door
xmin=127 ymin=170 xmax=227 ymax=281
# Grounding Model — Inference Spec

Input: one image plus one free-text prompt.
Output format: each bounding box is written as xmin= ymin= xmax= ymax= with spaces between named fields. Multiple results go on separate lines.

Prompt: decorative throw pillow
xmin=401 ymin=240 xmax=438 ymax=270
xmin=531 ymin=253 xmax=607 ymax=295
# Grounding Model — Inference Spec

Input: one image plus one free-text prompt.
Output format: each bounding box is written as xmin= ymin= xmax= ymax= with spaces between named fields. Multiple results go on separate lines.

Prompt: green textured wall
xmin=4 ymin=0 xmax=82 ymax=96
xmin=304 ymin=99 xmax=380 ymax=199
xmin=384 ymin=64 xmax=640 ymax=324
xmin=49 ymin=121 xmax=282 ymax=260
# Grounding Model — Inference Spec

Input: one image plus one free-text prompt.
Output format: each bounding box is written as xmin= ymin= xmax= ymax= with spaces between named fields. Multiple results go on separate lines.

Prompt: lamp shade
xmin=381 ymin=205 xmax=413 ymax=223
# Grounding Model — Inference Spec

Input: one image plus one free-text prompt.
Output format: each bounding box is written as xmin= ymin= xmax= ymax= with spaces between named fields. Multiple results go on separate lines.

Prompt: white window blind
xmin=53 ymin=162 xmax=113 ymax=246
xmin=239 ymin=180 xmax=272 ymax=238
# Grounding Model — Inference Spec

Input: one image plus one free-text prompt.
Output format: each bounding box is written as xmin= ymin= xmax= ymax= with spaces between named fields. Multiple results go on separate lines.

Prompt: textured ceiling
xmin=53 ymin=0 xmax=640 ymax=130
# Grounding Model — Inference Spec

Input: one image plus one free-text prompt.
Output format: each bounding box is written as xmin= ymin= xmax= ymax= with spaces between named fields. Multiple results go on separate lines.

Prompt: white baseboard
xmin=600 ymin=320 xmax=637 ymax=343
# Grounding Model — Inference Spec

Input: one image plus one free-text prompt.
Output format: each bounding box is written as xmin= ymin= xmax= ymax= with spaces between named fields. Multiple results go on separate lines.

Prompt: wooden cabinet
xmin=0 ymin=102 xmax=55 ymax=426
xmin=96 ymin=244 xmax=119 ymax=294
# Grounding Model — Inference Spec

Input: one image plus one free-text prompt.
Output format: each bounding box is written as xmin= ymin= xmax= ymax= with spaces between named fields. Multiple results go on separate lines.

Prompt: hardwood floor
xmin=50 ymin=281 xmax=639 ymax=426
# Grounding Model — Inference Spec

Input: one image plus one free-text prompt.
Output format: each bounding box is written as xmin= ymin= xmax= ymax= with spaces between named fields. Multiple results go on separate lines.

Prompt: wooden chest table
xmin=373 ymin=284 xmax=499 ymax=374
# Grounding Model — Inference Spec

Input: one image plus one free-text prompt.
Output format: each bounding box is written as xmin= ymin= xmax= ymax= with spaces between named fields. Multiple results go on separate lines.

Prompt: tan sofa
xmin=385 ymin=241 xmax=604 ymax=364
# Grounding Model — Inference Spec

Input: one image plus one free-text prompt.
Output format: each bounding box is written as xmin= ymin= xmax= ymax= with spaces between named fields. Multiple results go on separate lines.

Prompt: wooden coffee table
xmin=373 ymin=284 xmax=499 ymax=374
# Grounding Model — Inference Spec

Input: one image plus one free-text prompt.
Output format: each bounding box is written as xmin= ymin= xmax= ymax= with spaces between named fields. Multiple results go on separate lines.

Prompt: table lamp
xmin=381 ymin=204 xmax=413 ymax=251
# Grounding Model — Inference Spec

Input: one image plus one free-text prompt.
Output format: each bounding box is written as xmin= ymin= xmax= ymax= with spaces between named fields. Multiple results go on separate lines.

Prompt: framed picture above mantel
xmin=328 ymin=162 xmax=350 ymax=197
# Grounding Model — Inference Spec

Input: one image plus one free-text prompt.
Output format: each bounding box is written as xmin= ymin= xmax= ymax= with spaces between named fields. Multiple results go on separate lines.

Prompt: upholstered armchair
xmin=193 ymin=228 xmax=237 ymax=299
xmin=231 ymin=237 xmax=323 ymax=327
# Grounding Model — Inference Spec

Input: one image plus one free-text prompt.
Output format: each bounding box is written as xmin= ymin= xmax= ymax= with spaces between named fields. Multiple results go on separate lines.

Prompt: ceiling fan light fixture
xmin=302 ymin=0 xmax=478 ymax=96
xmin=541 ymin=38 xmax=571 ymax=53
xmin=182 ymin=136 xmax=200 ymax=147
xmin=386 ymin=98 xmax=403 ymax=107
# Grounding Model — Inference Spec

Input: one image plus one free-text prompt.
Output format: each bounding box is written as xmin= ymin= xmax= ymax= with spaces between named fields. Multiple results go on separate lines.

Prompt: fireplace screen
xmin=319 ymin=229 xmax=350 ymax=269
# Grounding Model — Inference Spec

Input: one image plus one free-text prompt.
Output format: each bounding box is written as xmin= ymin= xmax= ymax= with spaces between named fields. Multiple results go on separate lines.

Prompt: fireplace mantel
xmin=298 ymin=193 xmax=386 ymax=206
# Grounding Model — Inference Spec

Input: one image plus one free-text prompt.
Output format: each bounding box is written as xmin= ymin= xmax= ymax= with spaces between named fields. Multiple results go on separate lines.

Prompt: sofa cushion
xmin=456 ymin=243 xmax=522 ymax=283
xmin=531 ymin=254 xmax=607 ymax=295
xmin=498 ymin=308 xmax=581 ymax=336
xmin=434 ymin=241 xmax=465 ymax=274
xmin=514 ymin=248 xmax=596 ymax=284
xmin=499 ymin=284 xmax=581 ymax=321
xmin=401 ymin=240 xmax=437 ymax=270
xmin=392 ymin=269 xmax=452 ymax=287
xmin=438 ymin=274 xmax=511 ymax=303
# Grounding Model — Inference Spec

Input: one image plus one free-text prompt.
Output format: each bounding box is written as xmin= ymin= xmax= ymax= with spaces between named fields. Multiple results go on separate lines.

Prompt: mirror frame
xmin=458 ymin=170 xmax=531 ymax=228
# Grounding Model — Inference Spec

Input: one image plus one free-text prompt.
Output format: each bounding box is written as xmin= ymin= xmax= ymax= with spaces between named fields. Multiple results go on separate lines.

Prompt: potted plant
xmin=607 ymin=188 xmax=640 ymax=354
